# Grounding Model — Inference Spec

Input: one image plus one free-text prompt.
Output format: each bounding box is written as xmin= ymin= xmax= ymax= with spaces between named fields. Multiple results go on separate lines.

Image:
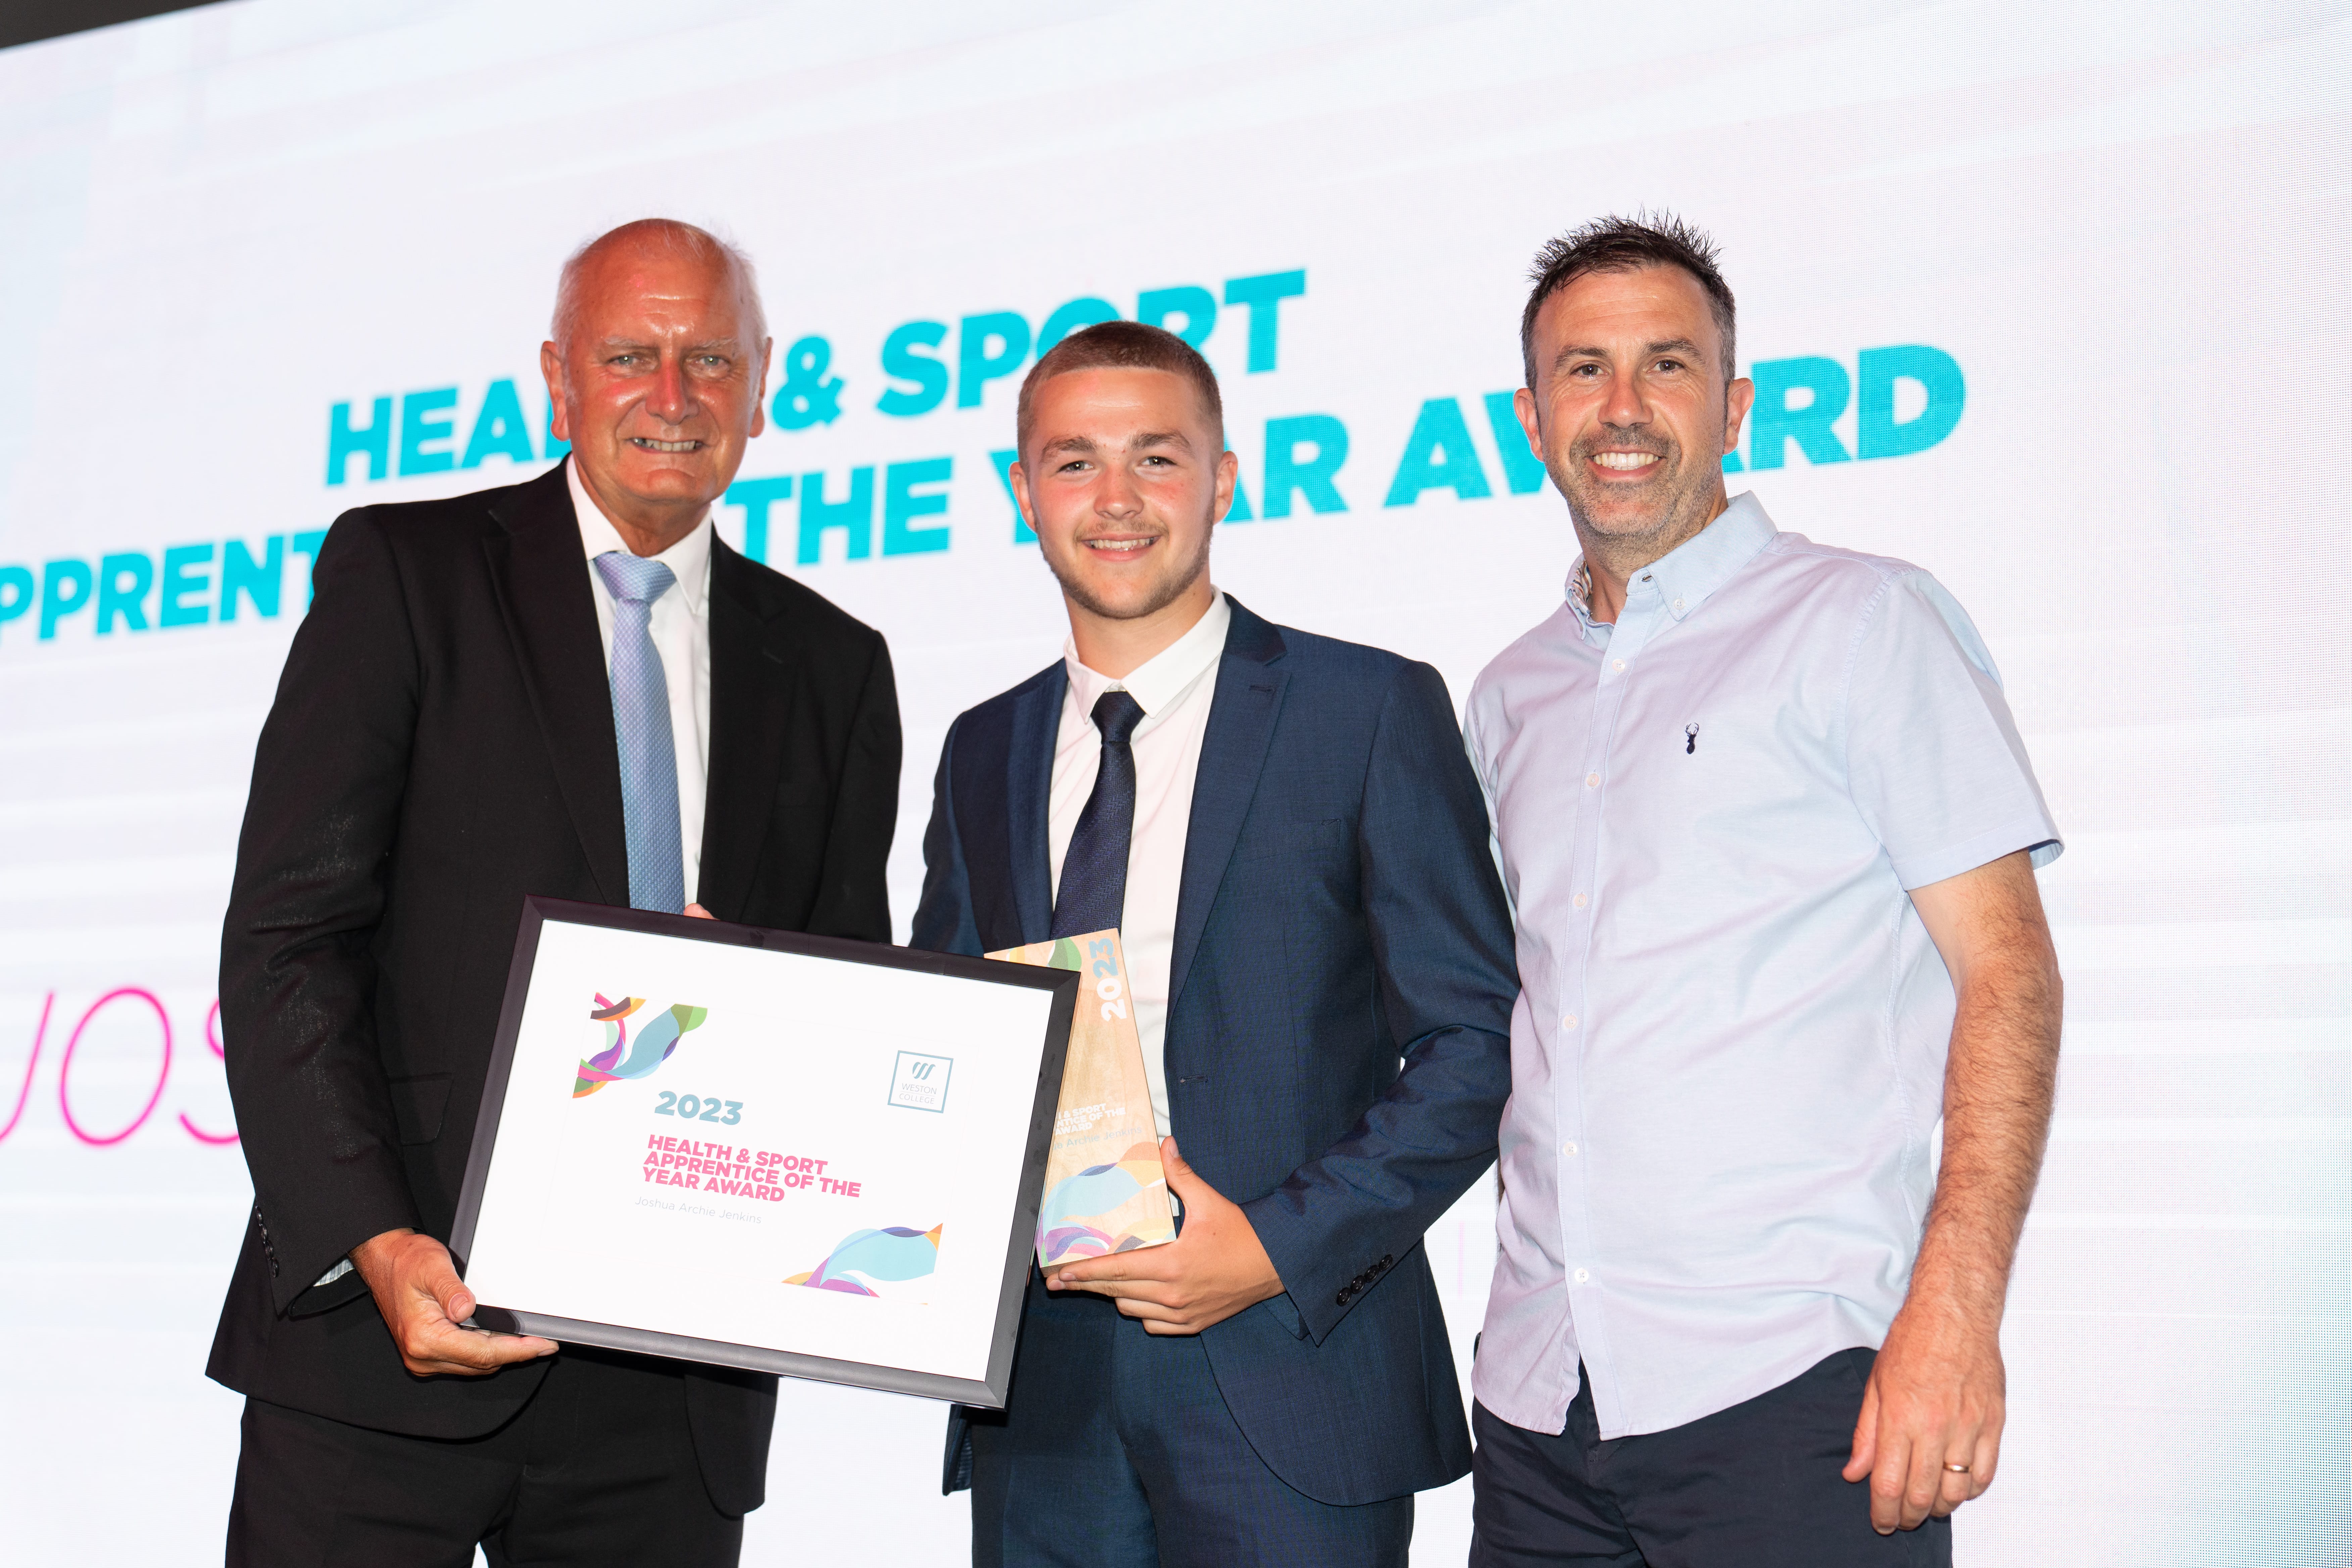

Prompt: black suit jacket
xmin=204 ymin=461 xmax=900 ymax=1516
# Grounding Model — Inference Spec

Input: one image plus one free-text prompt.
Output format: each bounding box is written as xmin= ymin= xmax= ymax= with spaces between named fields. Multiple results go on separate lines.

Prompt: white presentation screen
xmin=0 ymin=3 xmax=2344 ymax=1563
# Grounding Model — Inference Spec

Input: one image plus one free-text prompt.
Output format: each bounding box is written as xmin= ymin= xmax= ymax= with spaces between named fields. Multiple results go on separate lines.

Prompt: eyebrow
xmin=593 ymin=336 xmax=743 ymax=354
xmin=1039 ymin=435 xmax=1101 ymax=459
xmin=1131 ymin=430 xmax=1194 ymax=452
xmin=1550 ymin=337 xmax=1708 ymax=374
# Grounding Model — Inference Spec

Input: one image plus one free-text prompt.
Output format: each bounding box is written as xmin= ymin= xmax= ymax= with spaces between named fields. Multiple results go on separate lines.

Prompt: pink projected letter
xmin=0 ymin=993 xmax=53 ymax=1143
xmin=58 ymin=988 xmax=173 ymax=1147
xmin=179 ymin=999 xmax=238 ymax=1146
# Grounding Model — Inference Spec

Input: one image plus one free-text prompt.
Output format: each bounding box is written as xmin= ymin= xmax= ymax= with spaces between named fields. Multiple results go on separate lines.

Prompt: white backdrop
xmin=1 ymin=2 xmax=2347 ymax=1562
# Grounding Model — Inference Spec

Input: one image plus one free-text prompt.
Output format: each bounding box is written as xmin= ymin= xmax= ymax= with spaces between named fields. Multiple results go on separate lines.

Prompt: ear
xmin=749 ymin=337 xmax=773 ymax=439
xmin=1213 ymin=448 xmax=1239 ymax=524
xmin=1722 ymin=375 xmax=1755 ymax=456
xmin=540 ymin=341 xmax=572 ymax=444
xmin=1513 ymin=385 xmax=1544 ymax=461
xmin=1009 ymin=456 xmax=1038 ymax=533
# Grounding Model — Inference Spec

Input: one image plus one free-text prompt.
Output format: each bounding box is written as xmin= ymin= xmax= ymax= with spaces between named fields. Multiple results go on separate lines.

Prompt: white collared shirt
xmin=1466 ymin=493 xmax=2061 ymax=1441
xmin=1049 ymin=590 xmax=1231 ymax=1138
xmin=567 ymin=458 xmax=714 ymax=906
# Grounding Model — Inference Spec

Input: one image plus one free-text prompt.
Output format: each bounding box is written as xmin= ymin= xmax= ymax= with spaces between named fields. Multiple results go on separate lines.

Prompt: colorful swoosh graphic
xmin=1037 ymin=1141 xmax=1169 ymax=1266
xmin=786 ymin=1224 xmax=944 ymax=1296
xmin=573 ymin=993 xmax=708 ymax=1098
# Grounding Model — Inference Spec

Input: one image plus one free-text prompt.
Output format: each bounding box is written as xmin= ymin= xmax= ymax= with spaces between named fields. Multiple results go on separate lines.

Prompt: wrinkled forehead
xmin=1536 ymin=264 xmax=1721 ymax=355
xmin=570 ymin=244 xmax=755 ymax=336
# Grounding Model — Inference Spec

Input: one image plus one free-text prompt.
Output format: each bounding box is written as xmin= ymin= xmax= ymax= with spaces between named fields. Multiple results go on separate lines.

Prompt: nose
xmin=648 ymin=354 xmax=696 ymax=427
xmin=1095 ymin=462 xmax=1143 ymax=519
xmin=1599 ymin=363 xmax=1649 ymax=432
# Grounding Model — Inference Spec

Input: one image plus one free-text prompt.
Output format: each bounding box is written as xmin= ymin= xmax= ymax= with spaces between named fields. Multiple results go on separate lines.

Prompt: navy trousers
xmin=967 ymin=1273 xmax=1413 ymax=1567
xmin=1470 ymin=1348 xmax=1952 ymax=1567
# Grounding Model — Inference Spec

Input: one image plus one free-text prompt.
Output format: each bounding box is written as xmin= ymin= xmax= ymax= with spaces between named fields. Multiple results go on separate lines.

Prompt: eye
xmin=1654 ymin=358 xmax=1684 ymax=374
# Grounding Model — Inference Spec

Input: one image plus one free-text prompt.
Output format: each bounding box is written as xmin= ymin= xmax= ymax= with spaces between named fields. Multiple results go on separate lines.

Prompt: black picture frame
xmin=448 ymin=895 xmax=1077 ymax=1408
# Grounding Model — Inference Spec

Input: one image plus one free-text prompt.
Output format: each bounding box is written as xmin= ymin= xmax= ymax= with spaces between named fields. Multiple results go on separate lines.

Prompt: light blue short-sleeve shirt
xmin=1465 ymin=493 xmax=2060 ymax=1441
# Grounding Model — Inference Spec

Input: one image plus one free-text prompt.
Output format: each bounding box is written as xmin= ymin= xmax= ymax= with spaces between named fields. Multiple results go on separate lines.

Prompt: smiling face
xmin=1014 ymin=366 xmax=1236 ymax=652
xmin=1514 ymin=263 xmax=1754 ymax=573
xmin=540 ymin=236 xmax=770 ymax=550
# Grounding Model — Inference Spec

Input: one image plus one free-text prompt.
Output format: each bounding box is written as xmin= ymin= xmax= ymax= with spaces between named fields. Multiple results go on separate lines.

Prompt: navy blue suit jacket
xmin=913 ymin=597 xmax=1517 ymax=1507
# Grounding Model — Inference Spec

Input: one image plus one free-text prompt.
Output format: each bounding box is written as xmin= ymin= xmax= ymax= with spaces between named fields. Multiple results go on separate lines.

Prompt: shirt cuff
xmin=1892 ymin=817 xmax=2063 ymax=891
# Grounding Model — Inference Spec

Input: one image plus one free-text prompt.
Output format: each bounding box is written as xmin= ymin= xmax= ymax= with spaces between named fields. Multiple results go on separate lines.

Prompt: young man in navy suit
xmin=912 ymin=321 xmax=1518 ymax=1566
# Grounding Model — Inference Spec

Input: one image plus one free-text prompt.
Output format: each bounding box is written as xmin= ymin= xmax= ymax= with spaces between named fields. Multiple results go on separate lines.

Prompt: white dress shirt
xmin=568 ymin=458 xmax=714 ymax=907
xmin=1465 ymin=493 xmax=2061 ymax=1441
xmin=1049 ymin=591 xmax=1231 ymax=1139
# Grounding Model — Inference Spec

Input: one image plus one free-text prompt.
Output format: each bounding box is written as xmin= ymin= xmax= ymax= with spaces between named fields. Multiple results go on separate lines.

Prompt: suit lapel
xmin=1168 ymin=598 xmax=1289 ymax=1012
xmin=1007 ymin=663 xmax=1064 ymax=941
xmin=697 ymin=538 xmax=801 ymax=921
xmin=483 ymin=461 xmax=630 ymax=906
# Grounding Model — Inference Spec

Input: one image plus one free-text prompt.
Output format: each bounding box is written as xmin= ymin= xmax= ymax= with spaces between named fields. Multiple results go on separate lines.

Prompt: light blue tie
xmin=593 ymin=551 xmax=686 ymax=914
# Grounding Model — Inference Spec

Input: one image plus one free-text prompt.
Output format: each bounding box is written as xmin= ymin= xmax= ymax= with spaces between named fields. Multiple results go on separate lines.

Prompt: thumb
xmin=1160 ymin=1137 xmax=1205 ymax=1201
xmin=423 ymin=1255 xmax=473 ymax=1324
xmin=1842 ymin=1378 xmax=1880 ymax=1482
xmin=684 ymin=903 xmax=714 ymax=920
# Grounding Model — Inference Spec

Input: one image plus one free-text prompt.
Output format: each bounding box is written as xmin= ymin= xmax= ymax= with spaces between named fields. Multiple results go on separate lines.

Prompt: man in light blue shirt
xmin=1466 ymin=215 xmax=2064 ymax=1566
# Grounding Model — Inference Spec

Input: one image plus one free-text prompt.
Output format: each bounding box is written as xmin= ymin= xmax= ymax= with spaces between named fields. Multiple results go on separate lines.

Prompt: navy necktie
xmin=592 ymin=550 xmax=686 ymax=914
xmin=1051 ymin=690 xmax=1147 ymax=938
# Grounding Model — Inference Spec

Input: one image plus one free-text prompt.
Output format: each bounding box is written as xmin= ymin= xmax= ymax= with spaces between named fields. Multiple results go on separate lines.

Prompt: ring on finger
xmin=1944 ymin=1462 xmax=1972 ymax=1475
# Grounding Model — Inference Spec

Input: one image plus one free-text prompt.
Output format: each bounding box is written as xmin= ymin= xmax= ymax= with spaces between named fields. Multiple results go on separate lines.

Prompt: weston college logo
xmin=574 ymin=993 xmax=708 ymax=1098
xmin=887 ymin=1051 xmax=952 ymax=1112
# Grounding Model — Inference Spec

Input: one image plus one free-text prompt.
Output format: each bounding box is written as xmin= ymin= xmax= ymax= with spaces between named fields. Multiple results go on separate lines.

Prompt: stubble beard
xmin=1550 ymin=430 xmax=1723 ymax=581
xmin=1045 ymin=515 xmax=1215 ymax=624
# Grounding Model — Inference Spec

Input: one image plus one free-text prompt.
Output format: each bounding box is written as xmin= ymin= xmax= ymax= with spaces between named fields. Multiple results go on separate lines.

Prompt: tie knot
xmin=1091 ymin=689 xmax=1146 ymax=747
xmin=594 ymin=550 xmax=678 ymax=606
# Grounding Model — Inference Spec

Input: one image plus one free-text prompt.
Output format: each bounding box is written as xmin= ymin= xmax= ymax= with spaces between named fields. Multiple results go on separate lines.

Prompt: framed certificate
xmin=449 ymin=897 xmax=1076 ymax=1408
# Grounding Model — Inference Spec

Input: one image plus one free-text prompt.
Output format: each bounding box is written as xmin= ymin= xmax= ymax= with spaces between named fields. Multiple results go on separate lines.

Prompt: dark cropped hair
xmin=1017 ymin=320 xmax=1224 ymax=454
xmin=1520 ymin=213 xmax=1736 ymax=388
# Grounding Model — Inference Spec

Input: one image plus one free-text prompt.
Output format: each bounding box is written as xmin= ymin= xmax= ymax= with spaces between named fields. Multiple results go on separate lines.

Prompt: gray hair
xmin=549 ymin=218 xmax=769 ymax=358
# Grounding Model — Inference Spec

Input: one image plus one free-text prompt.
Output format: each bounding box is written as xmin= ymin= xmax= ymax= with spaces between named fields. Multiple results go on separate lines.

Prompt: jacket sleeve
xmin=809 ymin=629 xmax=902 ymax=943
xmin=218 ymin=510 xmax=425 ymax=1315
xmin=910 ymin=717 xmax=984 ymax=958
xmin=1239 ymin=659 xmax=1519 ymax=1344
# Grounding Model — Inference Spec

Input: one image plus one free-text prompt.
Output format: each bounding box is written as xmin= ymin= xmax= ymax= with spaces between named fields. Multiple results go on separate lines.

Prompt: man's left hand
xmin=1843 ymin=1294 xmax=2006 ymax=1533
xmin=1045 ymin=1137 xmax=1282 ymax=1334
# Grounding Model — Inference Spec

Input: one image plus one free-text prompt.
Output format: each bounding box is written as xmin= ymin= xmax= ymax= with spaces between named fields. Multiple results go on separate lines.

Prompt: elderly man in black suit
xmin=206 ymin=219 xmax=900 ymax=1566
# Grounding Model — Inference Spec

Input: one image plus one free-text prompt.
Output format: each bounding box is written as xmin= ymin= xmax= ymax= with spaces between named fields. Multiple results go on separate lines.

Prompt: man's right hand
xmin=350 ymin=1227 xmax=558 ymax=1377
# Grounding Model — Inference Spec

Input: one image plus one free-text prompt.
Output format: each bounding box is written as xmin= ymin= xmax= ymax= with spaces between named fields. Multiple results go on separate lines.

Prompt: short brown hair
xmin=1521 ymin=212 xmax=1736 ymax=389
xmin=1016 ymin=321 xmax=1225 ymax=455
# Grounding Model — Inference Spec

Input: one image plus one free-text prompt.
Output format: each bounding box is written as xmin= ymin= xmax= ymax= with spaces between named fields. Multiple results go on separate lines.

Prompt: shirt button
xmin=1562 ymin=1141 xmax=1579 ymax=1157
xmin=1560 ymin=1014 xmax=1578 ymax=1030
xmin=1612 ymin=659 xmax=1625 ymax=672
xmin=1584 ymin=772 xmax=1599 ymax=788
xmin=1672 ymin=597 xmax=1684 ymax=611
xmin=1573 ymin=1268 xmax=1591 ymax=1284
xmin=1572 ymin=892 xmax=1589 ymax=909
